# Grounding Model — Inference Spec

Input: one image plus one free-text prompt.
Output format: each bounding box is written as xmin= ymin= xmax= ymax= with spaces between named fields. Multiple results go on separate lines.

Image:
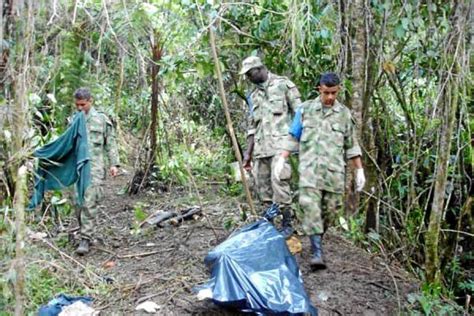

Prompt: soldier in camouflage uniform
xmin=74 ymin=88 xmax=120 ymax=255
xmin=240 ymin=56 xmax=301 ymax=237
xmin=276 ymin=73 xmax=365 ymax=268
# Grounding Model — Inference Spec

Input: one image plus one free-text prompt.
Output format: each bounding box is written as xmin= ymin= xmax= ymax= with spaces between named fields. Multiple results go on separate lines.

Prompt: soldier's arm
xmin=345 ymin=113 xmax=362 ymax=161
xmin=104 ymin=116 xmax=120 ymax=167
xmin=246 ymin=109 xmax=256 ymax=139
xmin=281 ymin=108 xmax=303 ymax=156
xmin=351 ymin=156 xmax=363 ymax=169
xmin=242 ymin=95 xmax=255 ymax=168
xmin=285 ymin=80 xmax=302 ymax=114
xmin=245 ymin=95 xmax=256 ymax=155
xmin=281 ymin=134 xmax=298 ymax=158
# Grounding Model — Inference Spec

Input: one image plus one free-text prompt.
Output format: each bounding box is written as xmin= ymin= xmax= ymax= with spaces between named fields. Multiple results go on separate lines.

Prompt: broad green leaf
xmin=401 ymin=18 xmax=409 ymax=30
xmin=395 ymin=23 xmax=405 ymax=38
xmin=339 ymin=216 xmax=349 ymax=231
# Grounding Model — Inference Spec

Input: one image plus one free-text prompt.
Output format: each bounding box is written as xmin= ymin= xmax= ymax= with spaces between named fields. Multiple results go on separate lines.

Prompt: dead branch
xmin=41 ymin=239 xmax=102 ymax=281
xmin=117 ymin=248 xmax=173 ymax=259
xmin=208 ymin=21 xmax=256 ymax=216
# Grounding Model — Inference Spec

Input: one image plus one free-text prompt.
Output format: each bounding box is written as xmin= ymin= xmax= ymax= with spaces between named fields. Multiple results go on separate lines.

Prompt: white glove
xmin=273 ymin=156 xmax=286 ymax=181
xmin=355 ymin=168 xmax=366 ymax=192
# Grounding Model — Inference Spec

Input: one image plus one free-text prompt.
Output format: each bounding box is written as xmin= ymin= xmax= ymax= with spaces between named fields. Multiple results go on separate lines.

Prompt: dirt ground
xmin=45 ymin=168 xmax=418 ymax=315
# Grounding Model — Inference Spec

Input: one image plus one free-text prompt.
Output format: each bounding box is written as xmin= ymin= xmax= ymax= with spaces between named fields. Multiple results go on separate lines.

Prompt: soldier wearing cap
xmin=276 ymin=73 xmax=366 ymax=269
xmin=240 ymin=56 xmax=301 ymax=238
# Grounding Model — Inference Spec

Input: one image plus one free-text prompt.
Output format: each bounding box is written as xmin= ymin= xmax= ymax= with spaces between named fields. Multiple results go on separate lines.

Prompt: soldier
xmin=275 ymin=73 xmax=365 ymax=268
xmin=240 ymin=56 xmax=301 ymax=237
xmin=74 ymin=88 xmax=120 ymax=255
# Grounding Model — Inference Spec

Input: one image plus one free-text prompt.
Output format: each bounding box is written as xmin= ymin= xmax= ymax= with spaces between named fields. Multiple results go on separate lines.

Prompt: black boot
xmin=76 ymin=239 xmax=90 ymax=255
xmin=263 ymin=203 xmax=279 ymax=221
xmin=279 ymin=208 xmax=294 ymax=239
xmin=309 ymin=235 xmax=326 ymax=269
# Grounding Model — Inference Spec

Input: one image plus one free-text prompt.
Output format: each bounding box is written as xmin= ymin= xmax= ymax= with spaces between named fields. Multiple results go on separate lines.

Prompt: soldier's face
xmin=75 ymin=98 xmax=92 ymax=114
xmin=246 ymin=67 xmax=268 ymax=84
xmin=318 ymin=85 xmax=340 ymax=106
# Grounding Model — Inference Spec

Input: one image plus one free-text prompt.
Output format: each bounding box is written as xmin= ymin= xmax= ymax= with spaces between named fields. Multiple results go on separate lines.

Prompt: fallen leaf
xmin=286 ymin=236 xmax=302 ymax=254
xmin=29 ymin=231 xmax=47 ymax=241
xmin=103 ymin=261 xmax=115 ymax=269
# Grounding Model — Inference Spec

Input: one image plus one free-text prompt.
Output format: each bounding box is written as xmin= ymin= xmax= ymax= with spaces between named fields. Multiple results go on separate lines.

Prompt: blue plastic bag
xmin=38 ymin=294 xmax=93 ymax=316
xmin=196 ymin=220 xmax=317 ymax=315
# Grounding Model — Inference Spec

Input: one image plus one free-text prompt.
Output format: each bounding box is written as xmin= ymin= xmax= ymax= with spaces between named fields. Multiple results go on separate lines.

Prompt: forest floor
xmin=25 ymin=163 xmax=420 ymax=315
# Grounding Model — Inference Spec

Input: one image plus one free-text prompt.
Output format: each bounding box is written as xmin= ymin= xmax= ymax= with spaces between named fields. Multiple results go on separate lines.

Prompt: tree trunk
xmin=343 ymin=0 xmax=380 ymax=232
xmin=425 ymin=1 xmax=469 ymax=284
xmin=149 ymin=31 xmax=162 ymax=166
xmin=361 ymin=1 xmax=380 ymax=233
xmin=345 ymin=0 xmax=366 ymax=217
xmin=7 ymin=0 xmax=32 ymax=189
xmin=13 ymin=165 xmax=27 ymax=316
xmin=337 ymin=0 xmax=352 ymax=106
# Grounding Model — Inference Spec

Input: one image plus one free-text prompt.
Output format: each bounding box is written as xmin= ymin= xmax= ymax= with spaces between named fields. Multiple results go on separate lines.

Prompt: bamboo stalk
xmin=13 ymin=165 xmax=27 ymax=316
xmin=208 ymin=25 xmax=256 ymax=216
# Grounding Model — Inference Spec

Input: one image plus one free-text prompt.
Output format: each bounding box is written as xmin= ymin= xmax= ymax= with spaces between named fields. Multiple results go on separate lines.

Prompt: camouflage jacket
xmin=283 ymin=97 xmax=361 ymax=193
xmin=247 ymin=72 xmax=301 ymax=158
xmin=85 ymin=108 xmax=119 ymax=182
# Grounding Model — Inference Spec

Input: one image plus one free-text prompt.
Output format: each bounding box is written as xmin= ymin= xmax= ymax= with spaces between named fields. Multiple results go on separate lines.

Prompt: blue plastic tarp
xmin=196 ymin=220 xmax=317 ymax=315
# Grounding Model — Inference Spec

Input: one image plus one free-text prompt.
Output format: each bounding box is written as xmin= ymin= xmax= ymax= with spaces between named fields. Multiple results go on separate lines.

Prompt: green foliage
xmin=1 ymin=0 xmax=471 ymax=313
xmin=133 ymin=202 xmax=148 ymax=222
xmin=222 ymin=206 xmax=248 ymax=231
xmin=458 ymin=279 xmax=474 ymax=294
xmin=25 ymin=265 xmax=84 ymax=312
xmin=0 ymin=259 xmax=109 ymax=314
xmin=406 ymin=282 xmax=464 ymax=316
xmin=156 ymin=119 xmax=232 ymax=185
xmin=0 ymin=214 xmax=90 ymax=314
xmin=130 ymin=202 xmax=149 ymax=236
xmin=50 ymin=192 xmax=73 ymax=217
xmin=220 ymin=182 xmax=243 ymax=197
xmin=223 ymin=216 xmax=236 ymax=231
xmin=341 ymin=215 xmax=366 ymax=244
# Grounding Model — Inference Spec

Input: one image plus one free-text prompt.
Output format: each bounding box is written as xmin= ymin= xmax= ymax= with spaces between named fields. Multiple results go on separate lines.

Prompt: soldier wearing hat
xmin=240 ymin=56 xmax=301 ymax=238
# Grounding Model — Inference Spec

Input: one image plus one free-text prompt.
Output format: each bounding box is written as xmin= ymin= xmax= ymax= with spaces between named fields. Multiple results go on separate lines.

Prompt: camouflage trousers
xmin=252 ymin=156 xmax=292 ymax=208
xmin=75 ymin=182 xmax=104 ymax=240
xmin=297 ymin=188 xmax=343 ymax=235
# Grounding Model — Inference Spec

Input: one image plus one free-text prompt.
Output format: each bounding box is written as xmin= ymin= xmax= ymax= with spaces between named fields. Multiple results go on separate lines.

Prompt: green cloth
xmin=29 ymin=112 xmax=91 ymax=209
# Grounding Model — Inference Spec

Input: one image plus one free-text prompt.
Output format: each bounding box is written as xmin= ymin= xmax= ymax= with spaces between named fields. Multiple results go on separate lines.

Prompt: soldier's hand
xmin=355 ymin=168 xmax=365 ymax=192
xmin=243 ymin=151 xmax=252 ymax=171
xmin=110 ymin=166 xmax=119 ymax=177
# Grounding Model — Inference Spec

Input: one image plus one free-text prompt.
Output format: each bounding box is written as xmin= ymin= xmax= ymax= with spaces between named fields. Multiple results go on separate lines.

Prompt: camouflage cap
xmin=239 ymin=56 xmax=264 ymax=75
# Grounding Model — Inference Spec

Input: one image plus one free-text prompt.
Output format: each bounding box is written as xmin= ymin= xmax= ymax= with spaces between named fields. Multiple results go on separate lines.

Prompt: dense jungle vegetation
xmin=0 ymin=0 xmax=472 ymax=314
